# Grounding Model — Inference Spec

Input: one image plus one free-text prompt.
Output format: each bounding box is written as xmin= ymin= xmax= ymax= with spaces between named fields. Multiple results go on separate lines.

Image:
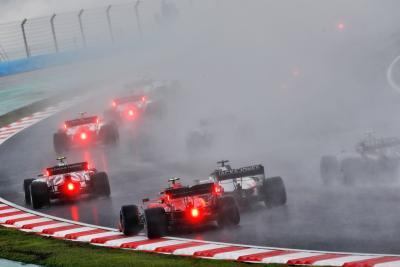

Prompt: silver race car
xmin=24 ymin=157 xmax=110 ymax=209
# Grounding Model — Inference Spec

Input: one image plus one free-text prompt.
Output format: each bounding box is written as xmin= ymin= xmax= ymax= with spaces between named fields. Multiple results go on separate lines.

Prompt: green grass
xmin=0 ymin=226 xmax=300 ymax=267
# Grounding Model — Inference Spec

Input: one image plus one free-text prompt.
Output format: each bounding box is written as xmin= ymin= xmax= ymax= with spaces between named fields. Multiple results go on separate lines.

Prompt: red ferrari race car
xmin=53 ymin=113 xmax=119 ymax=154
xmin=119 ymin=177 xmax=240 ymax=239
xmin=23 ymin=157 xmax=110 ymax=209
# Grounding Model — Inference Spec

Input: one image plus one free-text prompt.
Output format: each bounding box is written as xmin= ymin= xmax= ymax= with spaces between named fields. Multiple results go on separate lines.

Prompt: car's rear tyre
xmin=120 ymin=205 xmax=143 ymax=236
xmin=53 ymin=132 xmax=69 ymax=154
xmin=144 ymin=207 xmax=167 ymax=239
xmin=23 ymin=178 xmax=35 ymax=204
xmin=91 ymin=172 xmax=111 ymax=197
xmin=104 ymin=109 xmax=121 ymax=124
xmin=320 ymin=155 xmax=340 ymax=185
xmin=145 ymin=102 xmax=165 ymax=119
xmin=99 ymin=123 xmax=119 ymax=145
xmin=341 ymin=158 xmax=363 ymax=186
xmin=30 ymin=182 xmax=50 ymax=209
xmin=217 ymin=197 xmax=240 ymax=228
xmin=263 ymin=176 xmax=287 ymax=207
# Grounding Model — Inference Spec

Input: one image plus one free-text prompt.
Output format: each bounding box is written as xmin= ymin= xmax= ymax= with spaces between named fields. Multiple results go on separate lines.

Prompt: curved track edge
xmin=0 ymin=101 xmax=400 ymax=267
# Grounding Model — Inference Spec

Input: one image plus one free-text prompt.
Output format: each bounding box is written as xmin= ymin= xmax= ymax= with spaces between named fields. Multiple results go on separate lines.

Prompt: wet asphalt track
xmin=0 ymin=95 xmax=400 ymax=255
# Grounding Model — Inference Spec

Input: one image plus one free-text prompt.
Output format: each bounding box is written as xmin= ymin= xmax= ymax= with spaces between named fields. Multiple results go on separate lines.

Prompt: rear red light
xmin=213 ymin=184 xmax=222 ymax=195
xmin=191 ymin=208 xmax=199 ymax=218
xmin=165 ymin=194 xmax=171 ymax=201
xmin=63 ymin=123 xmax=67 ymax=130
xmin=128 ymin=110 xmax=134 ymax=116
xmin=46 ymin=170 xmax=51 ymax=176
xmin=67 ymin=183 xmax=75 ymax=191
xmin=141 ymin=96 xmax=146 ymax=102
xmin=112 ymin=101 xmax=117 ymax=108
xmin=80 ymin=132 xmax=87 ymax=140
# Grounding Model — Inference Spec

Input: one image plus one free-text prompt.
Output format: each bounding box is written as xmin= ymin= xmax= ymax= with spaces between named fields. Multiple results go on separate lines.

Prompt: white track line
xmin=76 ymin=231 xmax=121 ymax=242
xmin=387 ymin=54 xmax=400 ymax=93
xmin=14 ymin=218 xmax=54 ymax=228
xmin=104 ymin=236 xmax=148 ymax=247
xmin=261 ymin=252 xmax=324 ymax=264
xmin=173 ymin=243 xmax=228 ymax=256
xmin=137 ymin=239 xmax=188 ymax=251
xmin=52 ymin=227 xmax=96 ymax=238
xmin=312 ymin=255 xmax=380 ymax=266
xmin=213 ymin=248 xmax=272 ymax=260
xmin=0 ymin=213 xmax=33 ymax=223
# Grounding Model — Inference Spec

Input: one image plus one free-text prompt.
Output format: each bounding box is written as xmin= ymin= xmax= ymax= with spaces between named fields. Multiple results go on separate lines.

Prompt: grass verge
xmin=0 ymin=94 xmax=68 ymax=128
xmin=0 ymin=226 xmax=321 ymax=267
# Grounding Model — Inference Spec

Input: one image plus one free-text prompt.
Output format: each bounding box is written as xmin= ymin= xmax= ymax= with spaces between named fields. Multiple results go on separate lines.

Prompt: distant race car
xmin=53 ymin=113 xmax=119 ymax=153
xmin=23 ymin=157 xmax=110 ymax=209
xmin=104 ymin=94 xmax=151 ymax=123
xmin=105 ymin=80 xmax=180 ymax=124
xmin=208 ymin=160 xmax=287 ymax=208
xmin=320 ymin=134 xmax=400 ymax=185
xmin=120 ymin=177 xmax=240 ymax=239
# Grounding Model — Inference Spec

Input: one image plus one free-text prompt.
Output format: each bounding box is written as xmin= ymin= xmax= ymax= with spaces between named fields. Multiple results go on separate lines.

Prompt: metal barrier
xmin=0 ymin=1 xmax=180 ymax=62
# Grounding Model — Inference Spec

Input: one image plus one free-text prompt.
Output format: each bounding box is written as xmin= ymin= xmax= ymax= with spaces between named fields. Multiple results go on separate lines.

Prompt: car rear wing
xmin=165 ymin=183 xmax=215 ymax=199
xmin=213 ymin=164 xmax=265 ymax=181
xmin=65 ymin=116 xmax=98 ymax=128
xmin=113 ymin=95 xmax=145 ymax=106
xmin=46 ymin=162 xmax=89 ymax=176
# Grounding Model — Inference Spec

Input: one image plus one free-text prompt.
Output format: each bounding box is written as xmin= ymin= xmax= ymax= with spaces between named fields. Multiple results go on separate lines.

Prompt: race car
xmin=119 ymin=177 xmax=240 ymax=239
xmin=320 ymin=134 xmax=400 ymax=185
xmin=208 ymin=160 xmax=287 ymax=208
xmin=53 ymin=113 xmax=119 ymax=154
xmin=104 ymin=94 xmax=150 ymax=123
xmin=105 ymin=80 xmax=180 ymax=124
xmin=23 ymin=157 xmax=110 ymax=209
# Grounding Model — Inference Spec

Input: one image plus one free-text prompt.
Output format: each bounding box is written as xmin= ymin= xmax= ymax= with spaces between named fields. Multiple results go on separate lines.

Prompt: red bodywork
xmin=146 ymin=182 xmax=223 ymax=226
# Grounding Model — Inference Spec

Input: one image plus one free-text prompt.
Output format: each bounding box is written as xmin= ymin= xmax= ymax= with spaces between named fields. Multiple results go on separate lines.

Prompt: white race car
xmin=321 ymin=134 xmax=400 ymax=185
xmin=53 ymin=113 xmax=118 ymax=153
xmin=23 ymin=157 xmax=110 ymax=209
xmin=206 ymin=160 xmax=287 ymax=208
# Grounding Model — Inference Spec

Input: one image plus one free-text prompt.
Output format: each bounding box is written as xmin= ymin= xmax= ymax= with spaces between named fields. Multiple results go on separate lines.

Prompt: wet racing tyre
xmin=104 ymin=109 xmax=121 ymax=124
xmin=263 ymin=176 xmax=287 ymax=207
xmin=217 ymin=196 xmax=240 ymax=228
xmin=23 ymin=178 xmax=35 ymax=204
xmin=120 ymin=205 xmax=143 ymax=236
xmin=30 ymin=182 xmax=50 ymax=209
xmin=99 ymin=123 xmax=119 ymax=145
xmin=320 ymin=155 xmax=340 ymax=185
xmin=53 ymin=132 xmax=69 ymax=154
xmin=144 ymin=207 xmax=167 ymax=239
xmin=91 ymin=172 xmax=111 ymax=196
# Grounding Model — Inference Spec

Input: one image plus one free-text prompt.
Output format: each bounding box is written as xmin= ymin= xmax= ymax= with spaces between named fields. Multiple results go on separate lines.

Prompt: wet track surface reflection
xmin=1 ymin=98 xmax=400 ymax=255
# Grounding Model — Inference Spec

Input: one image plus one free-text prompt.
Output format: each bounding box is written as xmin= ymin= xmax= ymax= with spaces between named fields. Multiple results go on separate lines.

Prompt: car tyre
xmin=53 ymin=132 xmax=69 ymax=154
xmin=99 ymin=123 xmax=119 ymax=145
xmin=30 ymin=182 xmax=50 ymax=209
xmin=91 ymin=172 xmax=111 ymax=196
xmin=263 ymin=176 xmax=287 ymax=207
xmin=320 ymin=155 xmax=340 ymax=185
xmin=120 ymin=205 xmax=143 ymax=236
xmin=23 ymin=178 xmax=35 ymax=204
xmin=144 ymin=207 xmax=167 ymax=239
xmin=217 ymin=197 xmax=240 ymax=228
